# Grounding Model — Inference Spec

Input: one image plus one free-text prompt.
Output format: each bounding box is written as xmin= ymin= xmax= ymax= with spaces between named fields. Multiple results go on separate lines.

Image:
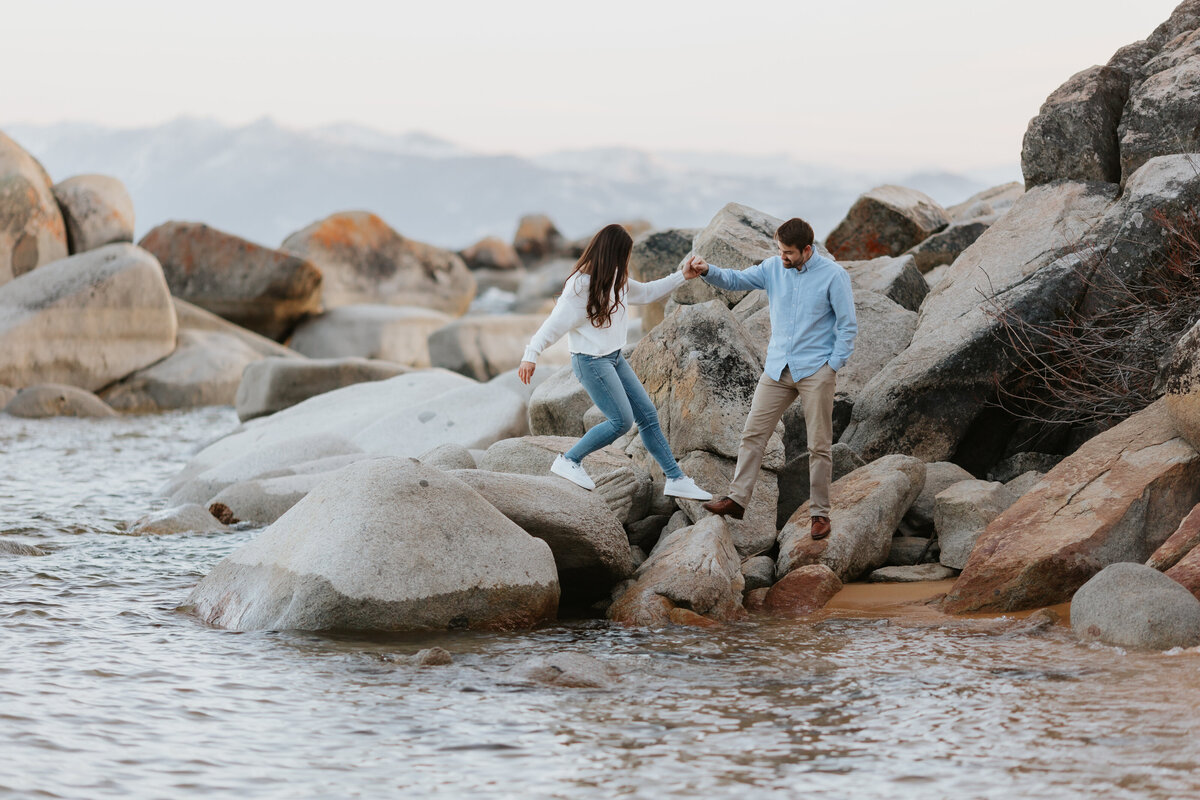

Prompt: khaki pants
xmin=729 ymin=364 xmax=836 ymax=517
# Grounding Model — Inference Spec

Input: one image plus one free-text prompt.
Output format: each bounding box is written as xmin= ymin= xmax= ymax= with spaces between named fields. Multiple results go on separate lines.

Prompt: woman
xmin=518 ymin=223 xmax=712 ymax=501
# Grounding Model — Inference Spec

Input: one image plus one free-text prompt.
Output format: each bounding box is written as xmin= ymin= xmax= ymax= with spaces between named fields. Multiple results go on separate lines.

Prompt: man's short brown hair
xmin=775 ymin=218 xmax=815 ymax=250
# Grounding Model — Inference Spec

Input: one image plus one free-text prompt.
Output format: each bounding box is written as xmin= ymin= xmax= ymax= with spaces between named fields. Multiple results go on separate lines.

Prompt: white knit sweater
xmin=522 ymin=270 xmax=687 ymax=363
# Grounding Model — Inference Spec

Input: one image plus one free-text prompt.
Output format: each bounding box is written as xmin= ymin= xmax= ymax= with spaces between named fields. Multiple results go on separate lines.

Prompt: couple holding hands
xmin=518 ymin=217 xmax=857 ymax=540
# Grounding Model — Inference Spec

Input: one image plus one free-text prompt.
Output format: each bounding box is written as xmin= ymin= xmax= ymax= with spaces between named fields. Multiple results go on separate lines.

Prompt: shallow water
xmin=2 ymin=409 xmax=1199 ymax=799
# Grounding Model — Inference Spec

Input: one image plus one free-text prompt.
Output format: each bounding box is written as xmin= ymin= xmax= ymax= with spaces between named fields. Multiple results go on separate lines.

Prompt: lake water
xmin=3 ymin=409 xmax=1199 ymax=799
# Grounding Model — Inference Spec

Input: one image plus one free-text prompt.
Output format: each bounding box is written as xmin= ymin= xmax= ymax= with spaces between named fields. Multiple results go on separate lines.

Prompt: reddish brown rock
xmin=1165 ymin=543 xmax=1200 ymax=601
xmin=208 ymin=502 xmax=239 ymax=525
xmin=460 ymin=236 xmax=522 ymax=271
xmin=743 ymin=587 xmax=770 ymax=613
xmin=668 ymin=607 xmax=723 ymax=628
xmin=763 ymin=565 xmax=842 ymax=616
xmin=941 ymin=400 xmax=1200 ymax=613
xmin=513 ymin=214 xmax=565 ymax=262
xmin=140 ymin=222 xmax=322 ymax=340
xmin=826 ymin=185 xmax=949 ymax=261
xmin=1147 ymin=503 xmax=1200 ymax=571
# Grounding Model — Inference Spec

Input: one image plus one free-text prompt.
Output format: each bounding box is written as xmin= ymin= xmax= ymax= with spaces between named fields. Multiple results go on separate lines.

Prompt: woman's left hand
xmin=518 ymin=360 xmax=536 ymax=385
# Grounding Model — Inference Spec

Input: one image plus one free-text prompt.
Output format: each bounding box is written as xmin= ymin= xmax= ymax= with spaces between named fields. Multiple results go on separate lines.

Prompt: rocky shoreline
xmin=4 ymin=1 xmax=1200 ymax=652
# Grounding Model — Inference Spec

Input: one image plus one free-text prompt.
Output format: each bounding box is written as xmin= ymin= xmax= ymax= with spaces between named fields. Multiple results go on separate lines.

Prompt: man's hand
xmin=518 ymin=360 xmax=536 ymax=385
xmin=683 ymin=255 xmax=709 ymax=279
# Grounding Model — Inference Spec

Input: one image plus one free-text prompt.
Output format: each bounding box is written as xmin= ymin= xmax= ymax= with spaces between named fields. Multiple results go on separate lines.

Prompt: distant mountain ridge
xmin=5 ymin=118 xmax=1019 ymax=251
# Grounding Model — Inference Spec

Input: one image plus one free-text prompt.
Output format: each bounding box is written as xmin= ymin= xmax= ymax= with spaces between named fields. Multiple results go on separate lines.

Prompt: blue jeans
xmin=564 ymin=350 xmax=684 ymax=480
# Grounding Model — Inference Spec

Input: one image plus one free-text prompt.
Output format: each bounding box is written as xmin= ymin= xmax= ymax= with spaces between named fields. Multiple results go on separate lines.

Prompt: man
xmin=682 ymin=217 xmax=856 ymax=540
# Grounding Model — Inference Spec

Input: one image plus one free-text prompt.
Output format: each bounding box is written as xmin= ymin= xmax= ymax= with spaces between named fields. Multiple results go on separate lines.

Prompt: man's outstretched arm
xmin=685 ymin=255 xmax=768 ymax=291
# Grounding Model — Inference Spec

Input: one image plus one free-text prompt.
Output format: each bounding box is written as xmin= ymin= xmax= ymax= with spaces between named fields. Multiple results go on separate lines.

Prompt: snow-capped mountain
xmin=4 ymin=117 xmax=1019 ymax=250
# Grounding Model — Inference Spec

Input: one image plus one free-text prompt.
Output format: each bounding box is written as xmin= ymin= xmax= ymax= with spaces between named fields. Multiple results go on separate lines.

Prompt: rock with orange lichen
xmin=941 ymin=400 xmax=1200 ymax=614
xmin=141 ymin=221 xmax=321 ymax=341
xmin=825 ymin=185 xmax=949 ymax=261
xmin=608 ymin=516 xmax=745 ymax=627
xmin=0 ymin=130 xmax=68 ymax=287
xmin=281 ymin=211 xmax=475 ymax=315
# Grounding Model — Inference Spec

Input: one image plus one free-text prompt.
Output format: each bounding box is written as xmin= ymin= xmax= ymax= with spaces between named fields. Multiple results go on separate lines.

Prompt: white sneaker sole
xmin=550 ymin=458 xmax=595 ymax=490
xmin=664 ymin=486 xmax=713 ymax=501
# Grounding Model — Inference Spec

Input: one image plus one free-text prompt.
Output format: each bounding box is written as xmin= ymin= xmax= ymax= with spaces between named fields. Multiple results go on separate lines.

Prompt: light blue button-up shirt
xmin=702 ymin=252 xmax=857 ymax=381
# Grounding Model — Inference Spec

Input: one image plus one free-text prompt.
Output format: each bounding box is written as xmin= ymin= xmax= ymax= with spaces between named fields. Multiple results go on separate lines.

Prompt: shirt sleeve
xmin=625 ymin=271 xmax=686 ymax=304
xmin=522 ymin=277 xmax=589 ymax=363
xmin=701 ymin=261 xmax=769 ymax=292
xmin=827 ymin=269 xmax=858 ymax=372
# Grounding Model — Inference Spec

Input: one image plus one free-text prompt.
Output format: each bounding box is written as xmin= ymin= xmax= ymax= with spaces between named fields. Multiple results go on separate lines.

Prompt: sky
xmin=1 ymin=0 xmax=1186 ymax=172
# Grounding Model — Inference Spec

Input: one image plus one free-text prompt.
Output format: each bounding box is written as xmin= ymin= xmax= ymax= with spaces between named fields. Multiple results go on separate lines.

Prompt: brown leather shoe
xmin=810 ymin=516 xmax=831 ymax=540
xmin=702 ymin=496 xmax=745 ymax=520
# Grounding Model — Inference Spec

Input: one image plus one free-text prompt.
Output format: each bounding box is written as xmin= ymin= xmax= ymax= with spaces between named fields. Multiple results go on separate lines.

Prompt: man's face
xmin=779 ymin=241 xmax=812 ymax=270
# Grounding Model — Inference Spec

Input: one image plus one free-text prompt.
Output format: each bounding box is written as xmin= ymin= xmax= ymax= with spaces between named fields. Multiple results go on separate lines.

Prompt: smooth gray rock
xmin=53 ymin=174 xmax=135 ymax=253
xmin=449 ymin=469 xmax=633 ymax=600
xmin=523 ymin=653 xmax=616 ymax=688
xmin=236 ymin=357 xmax=407 ymax=421
xmin=869 ymin=564 xmax=958 ymax=583
xmin=429 ymin=314 xmax=570 ymax=381
xmin=206 ymin=461 xmax=365 ymax=526
xmin=935 ymin=480 xmax=1018 ymax=570
xmin=1004 ymin=470 xmax=1045 ymax=499
xmin=5 ymin=384 xmax=116 ymax=418
xmin=289 ymin=304 xmax=450 ymax=367
xmin=130 ymin=504 xmax=229 ymax=535
xmin=777 ymin=454 xmax=926 ymax=582
xmin=102 ymin=329 xmax=268 ymax=413
xmin=1071 ymin=562 xmax=1200 ymax=650
xmin=527 ymin=363 xmax=590 ymax=438
xmin=0 ymin=243 xmax=176 ymax=391
xmin=187 ymin=458 xmax=559 ymax=631
xmin=418 ymin=442 xmax=477 ymax=470
xmin=741 ymin=555 xmax=776 ymax=592
xmin=945 ymin=183 xmax=1024 ymax=222
xmin=842 ymin=254 xmax=928 ymax=312
xmin=903 ymin=462 xmax=975 ymax=530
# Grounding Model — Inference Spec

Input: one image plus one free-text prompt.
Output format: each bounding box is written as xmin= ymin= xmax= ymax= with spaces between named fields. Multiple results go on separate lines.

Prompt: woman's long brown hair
xmin=569 ymin=223 xmax=633 ymax=329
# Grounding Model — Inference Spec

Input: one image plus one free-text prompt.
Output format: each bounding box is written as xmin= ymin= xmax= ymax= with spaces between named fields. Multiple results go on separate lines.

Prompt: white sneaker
xmin=664 ymin=475 xmax=713 ymax=501
xmin=550 ymin=454 xmax=595 ymax=490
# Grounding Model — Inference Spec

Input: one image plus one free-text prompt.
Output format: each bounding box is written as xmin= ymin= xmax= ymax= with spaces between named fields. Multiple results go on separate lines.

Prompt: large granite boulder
xmin=1071 ymin=562 xmax=1200 ymax=650
xmin=101 ymin=329 xmax=270 ymax=413
xmin=4 ymin=384 xmax=116 ymax=418
xmin=934 ymin=480 xmax=1018 ymax=570
xmin=1163 ymin=316 xmax=1200 ymax=451
xmin=841 ymin=254 xmax=928 ymax=312
xmin=0 ymin=243 xmax=176 ymax=391
xmin=941 ymin=399 xmax=1200 ymax=613
xmin=630 ymin=227 xmax=697 ymax=329
xmin=1021 ymin=66 xmax=1130 ymax=187
xmin=946 ymin=182 xmax=1024 ymax=222
xmin=140 ymin=221 xmax=322 ymax=340
xmin=1118 ymin=29 xmax=1200 ymax=182
xmin=527 ymin=363 xmax=591 ymax=437
xmin=0 ymin=130 xmax=68 ymax=286
xmin=478 ymin=435 xmax=653 ymax=525
xmin=164 ymin=370 xmax=527 ymax=506
xmin=903 ymin=220 xmax=992 ymax=273
xmin=903 ymin=461 xmax=975 ymax=530
xmin=186 ymin=458 xmax=559 ymax=632
xmin=825 ymin=186 xmax=950 ymax=261
xmin=428 ymin=314 xmax=570 ymax=381
xmin=206 ymin=454 xmax=366 ymax=525
xmin=845 ymin=155 xmax=1200 ymax=467
xmin=608 ymin=516 xmax=744 ymax=626
xmin=671 ymin=203 xmax=782 ymax=307
xmin=52 ymin=174 xmax=135 ymax=253
xmin=281 ymin=211 xmax=475 ymax=314
xmin=777 ymin=454 xmax=926 ymax=582
xmin=288 ymin=304 xmax=450 ymax=367
xmin=628 ymin=300 xmax=784 ymax=464
xmin=674 ymin=450 xmax=777 ymax=557
xmin=762 ymin=564 xmax=842 ymax=616
xmin=236 ymin=357 xmax=407 ymax=421
xmin=448 ymin=469 xmax=634 ymax=601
